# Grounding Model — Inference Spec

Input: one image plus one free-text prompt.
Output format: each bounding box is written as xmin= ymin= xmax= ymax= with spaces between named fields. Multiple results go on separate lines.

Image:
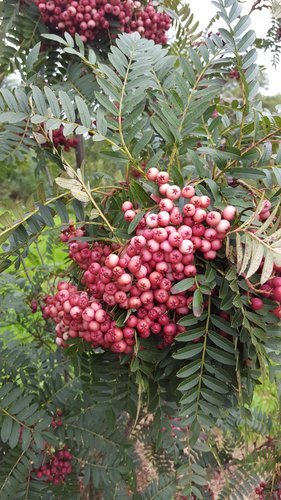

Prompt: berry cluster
xmin=34 ymin=448 xmax=73 ymax=485
xmin=251 ymin=276 xmax=281 ymax=319
xmin=30 ymin=299 xmax=38 ymax=313
xmin=46 ymin=125 xmax=79 ymax=152
xmin=248 ymin=198 xmax=281 ymax=319
xmin=228 ymin=69 xmax=240 ymax=80
xmin=43 ymin=169 xmax=238 ymax=353
xmin=255 ymin=481 xmax=267 ymax=499
xmin=51 ymin=409 xmax=63 ymax=428
xmin=33 ymin=0 xmax=171 ymax=45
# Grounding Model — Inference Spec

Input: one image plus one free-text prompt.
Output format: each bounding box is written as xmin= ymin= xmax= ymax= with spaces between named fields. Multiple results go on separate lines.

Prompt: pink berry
xmin=222 ymin=205 xmax=236 ymax=221
xmin=158 ymin=211 xmax=170 ymax=227
xmin=156 ymin=171 xmax=169 ymax=185
xmin=159 ymin=198 xmax=174 ymax=212
xmin=122 ymin=201 xmax=133 ymax=212
xmin=193 ymin=208 xmax=207 ymax=223
xmin=273 ymin=287 xmax=281 ymax=302
xmin=124 ymin=210 xmax=136 ymax=222
xmin=184 ymin=265 xmax=197 ymax=277
xmin=199 ymin=196 xmax=211 ymax=208
xmin=105 ymin=254 xmax=119 ymax=269
xmin=216 ymin=219 xmax=231 ymax=233
xmin=181 ymin=185 xmax=195 ymax=198
xmin=206 ymin=211 xmax=221 ymax=227
xmin=146 ymin=213 xmax=158 ymax=228
xmin=168 ymin=232 xmax=183 ymax=248
xmin=166 ymin=185 xmax=181 ymax=200
xmin=146 ymin=167 xmax=159 ymax=181
xmin=159 ymin=183 xmax=170 ymax=196
xmin=183 ymin=204 xmax=196 ymax=217
xmin=251 ymin=297 xmax=264 ymax=310
xmin=179 ymin=239 xmax=194 ymax=255
xmin=203 ymin=250 xmax=217 ymax=260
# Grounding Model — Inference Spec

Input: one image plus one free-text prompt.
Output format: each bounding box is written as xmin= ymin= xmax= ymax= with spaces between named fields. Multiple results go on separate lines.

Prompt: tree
xmin=0 ymin=0 xmax=281 ymax=498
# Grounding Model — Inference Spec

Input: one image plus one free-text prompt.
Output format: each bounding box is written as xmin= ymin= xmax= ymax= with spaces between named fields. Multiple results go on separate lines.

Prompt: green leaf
xmin=246 ymin=243 xmax=264 ymax=278
xmin=127 ymin=211 xmax=145 ymax=234
xmin=0 ymin=112 xmax=28 ymax=123
xmin=21 ymin=428 xmax=32 ymax=452
xmin=146 ymin=150 xmax=164 ymax=169
xmin=26 ymin=43 xmax=41 ymax=72
xmin=177 ymin=314 xmax=206 ymax=327
xmin=209 ymin=331 xmax=236 ymax=353
xmin=32 ymin=86 xmax=47 ymax=115
xmin=44 ymin=87 xmax=60 ymax=117
xmin=129 ymin=180 xmax=152 ymax=207
xmin=178 ymin=373 xmax=199 ymax=392
xmin=133 ymin=130 xmax=154 ymax=156
xmin=193 ymin=289 xmax=204 ymax=318
xmin=33 ymin=431 xmax=45 ymax=450
xmin=173 ymin=344 xmax=203 ymax=360
xmin=95 ymin=92 xmax=119 ymax=116
xmin=177 ymin=360 xmax=201 ymax=379
xmin=151 ymin=116 xmax=174 ymax=143
xmin=176 ymin=328 xmax=205 ymax=342
xmin=201 ymin=389 xmax=225 ymax=406
xmin=242 ymin=48 xmax=258 ymax=69
xmin=234 ymin=17 xmax=251 ymax=38
xmin=202 ymin=376 xmax=228 ymax=394
xmin=1 ymin=416 xmax=13 ymax=443
xmin=38 ymin=205 xmax=54 ymax=227
xmin=59 ymin=91 xmax=76 ymax=122
xmin=210 ymin=316 xmax=238 ymax=336
xmin=238 ymin=30 xmax=256 ymax=52
xmin=8 ymin=422 xmax=21 ymax=448
xmin=75 ymin=96 xmax=92 ymax=128
xmin=43 ymin=33 xmax=68 ymax=45
xmin=260 ymin=251 xmax=274 ymax=285
xmin=239 ymin=233 xmax=252 ymax=274
xmin=171 ymin=278 xmax=195 ymax=294
xmin=207 ymin=346 xmax=236 ymax=365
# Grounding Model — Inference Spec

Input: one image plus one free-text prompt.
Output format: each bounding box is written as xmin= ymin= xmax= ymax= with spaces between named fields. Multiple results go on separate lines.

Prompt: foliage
xmin=0 ymin=0 xmax=281 ymax=498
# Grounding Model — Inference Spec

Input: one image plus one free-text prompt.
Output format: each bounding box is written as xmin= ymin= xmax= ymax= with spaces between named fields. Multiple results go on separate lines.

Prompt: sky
xmin=187 ymin=0 xmax=281 ymax=95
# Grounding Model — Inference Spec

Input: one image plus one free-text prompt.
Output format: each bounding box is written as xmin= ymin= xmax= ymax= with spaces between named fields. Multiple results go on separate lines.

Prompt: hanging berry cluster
xmin=43 ymin=168 xmax=240 ymax=354
xmin=33 ymin=448 xmax=73 ymax=485
xmin=33 ymin=0 xmax=171 ymax=45
xmin=42 ymin=125 xmax=79 ymax=152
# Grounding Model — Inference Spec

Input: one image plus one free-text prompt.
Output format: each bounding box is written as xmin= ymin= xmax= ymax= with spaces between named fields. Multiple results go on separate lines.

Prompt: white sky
xmin=187 ymin=0 xmax=281 ymax=95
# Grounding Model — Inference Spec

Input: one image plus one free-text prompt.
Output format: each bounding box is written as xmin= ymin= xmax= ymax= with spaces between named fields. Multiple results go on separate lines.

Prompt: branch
xmin=249 ymin=0 xmax=271 ymax=14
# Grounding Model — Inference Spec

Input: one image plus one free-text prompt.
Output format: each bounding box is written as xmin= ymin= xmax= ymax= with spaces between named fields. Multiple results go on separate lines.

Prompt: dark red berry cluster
xmin=248 ymin=198 xmax=281 ymax=318
xmin=229 ymin=69 xmax=240 ymax=80
xmin=51 ymin=409 xmax=63 ymax=428
xmin=50 ymin=125 xmax=79 ymax=152
xmin=34 ymin=448 xmax=73 ymax=485
xmin=43 ymin=170 xmax=238 ymax=354
xmin=33 ymin=0 xmax=171 ymax=45
xmin=251 ymin=276 xmax=281 ymax=319
xmin=30 ymin=299 xmax=38 ymax=313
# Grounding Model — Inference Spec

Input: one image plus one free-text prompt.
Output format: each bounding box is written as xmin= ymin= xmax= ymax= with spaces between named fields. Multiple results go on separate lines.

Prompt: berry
xmin=251 ymin=297 xmax=264 ymax=310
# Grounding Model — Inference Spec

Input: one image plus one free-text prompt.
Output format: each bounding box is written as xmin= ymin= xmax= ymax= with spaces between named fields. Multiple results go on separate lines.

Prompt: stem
xmin=62 ymin=158 xmax=118 ymax=235
xmin=44 ymin=165 xmax=53 ymax=187
xmin=249 ymin=0 xmax=270 ymax=13
xmin=20 ymin=256 xmax=33 ymax=287
xmin=75 ymin=135 xmax=85 ymax=169
xmin=195 ymin=296 xmax=211 ymax=409
xmin=214 ymin=127 xmax=281 ymax=181
xmin=35 ymin=242 xmax=44 ymax=266
xmin=117 ymin=59 xmax=143 ymax=174
xmin=167 ymin=51 xmax=222 ymax=173
xmin=0 ymin=407 xmax=33 ymax=432
xmin=0 ymin=450 xmax=25 ymax=496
